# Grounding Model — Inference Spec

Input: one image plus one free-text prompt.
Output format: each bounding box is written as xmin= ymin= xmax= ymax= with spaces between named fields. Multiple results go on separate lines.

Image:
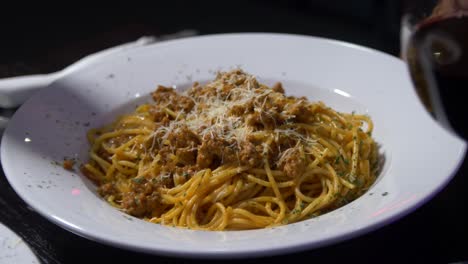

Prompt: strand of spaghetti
xmin=104 ymin=164 xmax=116 ymax=181
xmin=111 ymin=156 xmax=137 ymax=176
xmin=300 ymin=178 xmax=329 ymax=217
xmin=247 ymin=168 xmax=285 ymax=177
xmin=237 ymin=201 xmax=271 ymax=215
xmin=137 ymin=156 xmax=161 ymax=178
xmin=222 ymin=177 xmax=244 ymax=205
xmin=239 ymin=196 xmax=286 ymax=224
xmin=119 ymin=116 xmax=155 ymax=128
xmin=234 ymin=182 xmax=263 ymax=204
xmin=360 ymin=159 xmax=371 ymax=186
xmin=163 ymin=170 xmax=205 ymax=195
xmin=314 ymin=137 xmax=339 ymax=156
xmin=112 ymin=135 xmax=144 ymax=153
xmin=201 ymin=182 xmax=231 ymax=205
xmin=116 ymin=160 xmax=138 ymax=169
xmin=231 ymin=208 xmax=273 ymax=226
xmin=188 ymin=199 xmax=201 ymax=228
xmin=83 ymin=164 xmax=105 ymax=180
xmin=297 ymin=123 xmax=349 ymax=137
xmin=306 ymin=148 xmax=329 ymax=170
xmin=295 ymin=169 xmax=328 ymax=203
xmin=265 ymin=202 xmax=278 ymax=218
xmin=228 ymin=218 xmax=262 ymax=229
xmin=354 ymin=114 xmax=374 ymax=133
xmin=208 ymin=166 xmax=249 ymax=186
xmin=103 ymin=146 xmax=138 ymax=159
xmin=246 ymin=174 xmax=295 ymax=188
xmin=161 ymin=175 xmax=203 ymax=204
xmin=200 ymin=203 xmax=226 ymax=229
xmin=200 ymin=202 xmax=220 ymax=225
xmin=349 ymin=127 xmax=360 ymax=182
xmin=264 ymin=158 xmax=283 ymax=203
xmin=90 ymin=152 xmax=111 ymax=171
xmin=92 ymin=128 xmax=152 ymax=152
xmin=179 ymin=192 xmax=201 ymax=227
xmin=160 ymin=204 xmax=184 ymax=222
xmin=212 ymin=182 xmax=236 ymax=202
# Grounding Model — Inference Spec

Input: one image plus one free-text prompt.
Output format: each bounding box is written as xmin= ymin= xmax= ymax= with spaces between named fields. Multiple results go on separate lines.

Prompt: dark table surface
xmin=0 ymin=2 xmax=467 ymax=263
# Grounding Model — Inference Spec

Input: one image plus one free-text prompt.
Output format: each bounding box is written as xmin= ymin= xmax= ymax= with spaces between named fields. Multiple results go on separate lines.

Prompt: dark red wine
xmin=407 ymin=16 xmax=468 ymax=140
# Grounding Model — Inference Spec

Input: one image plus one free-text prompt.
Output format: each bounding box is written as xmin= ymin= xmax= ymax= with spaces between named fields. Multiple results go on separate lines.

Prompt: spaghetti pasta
xmin=81 ymin=70 xmax=379 ymax=230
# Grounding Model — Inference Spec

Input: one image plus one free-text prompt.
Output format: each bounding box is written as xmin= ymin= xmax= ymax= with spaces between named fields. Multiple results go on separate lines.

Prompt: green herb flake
xmin=132 ymin=177 xmax=144 ymax=184
xmin=334 ymin=156 xmax=341 ymax=164
xmin=354 ymin=178 xmax=364 ymax=187
xmin=183 ymin=172 xmax=190 ymax=179
xmin=341 ymin=155 xmax=349 ymax=165
xmin=300 ymin=202 xmax=306 ymax=210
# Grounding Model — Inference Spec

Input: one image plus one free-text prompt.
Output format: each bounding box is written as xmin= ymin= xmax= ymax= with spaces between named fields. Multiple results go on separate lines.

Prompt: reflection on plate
xmin=1 ymin=33 xmax=466 ymax=258
xmin=0 ymin=223 xmax=39 ymax=264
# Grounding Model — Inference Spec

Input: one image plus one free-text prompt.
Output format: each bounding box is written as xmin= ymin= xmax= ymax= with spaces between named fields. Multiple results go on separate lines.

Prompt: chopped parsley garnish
xmin=354 ymin=178 xmax=364 ymax=187
xmin=334 ymin=156 xmax=341 ymax=164
xmin=335 ymin=155 xmax=349 ymax=165
xmin=341 ymin=155 xmax=349 ymax=165
xmin=300 ymin=201 xmax=306 ymax=210
xmin=132 ymin=177 xmax=144 ymax=184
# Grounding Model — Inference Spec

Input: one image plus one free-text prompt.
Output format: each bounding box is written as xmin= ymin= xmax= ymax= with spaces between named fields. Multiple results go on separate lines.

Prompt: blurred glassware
xmin=401 ymin=0 xmax=468 ymax=140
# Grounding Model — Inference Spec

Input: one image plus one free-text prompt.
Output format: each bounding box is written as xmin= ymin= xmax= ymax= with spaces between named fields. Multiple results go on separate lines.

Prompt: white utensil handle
xmin=0 ymin=36 xmax=158 ymax=109
xmin=0 ymin=74 xmax=58 ymax=108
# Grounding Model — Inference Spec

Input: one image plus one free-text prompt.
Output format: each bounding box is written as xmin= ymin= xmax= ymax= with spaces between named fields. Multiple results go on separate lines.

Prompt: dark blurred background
xmin=0 ymin=0 xmax=402 ymax=78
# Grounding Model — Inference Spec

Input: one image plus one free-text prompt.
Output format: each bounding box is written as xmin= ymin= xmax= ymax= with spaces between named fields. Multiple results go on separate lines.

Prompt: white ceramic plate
xmin=0 ymin=223 xmax=39 ymax=264
xmin=1 ymin=33 xmax=466 ymax=258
